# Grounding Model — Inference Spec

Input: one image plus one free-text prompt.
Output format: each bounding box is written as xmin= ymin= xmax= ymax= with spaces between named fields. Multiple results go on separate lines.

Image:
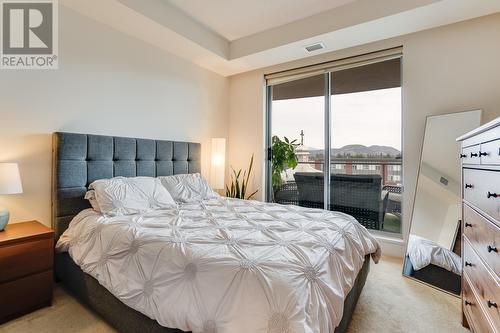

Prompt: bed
xmin=403 ymin=234 xmax=461 ymax=295
xmin=52 ymin=132 xmax=380 ymax=333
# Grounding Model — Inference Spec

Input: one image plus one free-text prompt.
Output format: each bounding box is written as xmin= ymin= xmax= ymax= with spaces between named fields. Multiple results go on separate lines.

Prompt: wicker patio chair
xmin=330 ymin=174 xmax=388 ymax=230
xmin=293 ymin=172 xmax=324 ymax=208
xmin=273 ymin=181 xmax=300 ymax=206
xmin=294 ymin=172 xmax=388 ymax=230
xmin=382 ymin=185 xmax=402 ymax=214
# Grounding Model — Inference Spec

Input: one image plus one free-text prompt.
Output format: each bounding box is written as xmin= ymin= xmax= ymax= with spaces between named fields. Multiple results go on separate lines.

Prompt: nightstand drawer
xmin=0 ymin=238 xmax=53 ymax=283
xmin=0 ymin=269 xmax=52 ymax=323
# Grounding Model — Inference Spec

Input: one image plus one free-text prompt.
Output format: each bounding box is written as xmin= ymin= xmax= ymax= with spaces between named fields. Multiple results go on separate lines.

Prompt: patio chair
xmin=330 ymin=174 xmax=388 ymax=230
xmin=293 ymin=172 xmax=388 ymax=230
xmin=273 ymin=181 xmax=299 ymax=206
xmin=293 ymin=172 xmax=324 ymax=208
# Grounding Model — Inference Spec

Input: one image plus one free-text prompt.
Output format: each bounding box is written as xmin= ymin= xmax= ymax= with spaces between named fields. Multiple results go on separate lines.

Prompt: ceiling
xmin=165 ymin=0 xmax=356 ymax=41
xmin=63 ymin=0 xmax=500 ymax=76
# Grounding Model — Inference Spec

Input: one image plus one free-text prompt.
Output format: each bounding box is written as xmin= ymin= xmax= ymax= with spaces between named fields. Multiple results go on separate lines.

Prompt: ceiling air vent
xmin=304 ymin=42 xmax=325 ymax=53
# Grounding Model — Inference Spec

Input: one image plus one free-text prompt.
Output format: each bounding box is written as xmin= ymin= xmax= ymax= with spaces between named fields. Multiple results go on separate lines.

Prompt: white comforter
xmin=407 ymin=234 xmax=462 ymax=275
xmin=56 ymin=198 xmax=380 ymax=333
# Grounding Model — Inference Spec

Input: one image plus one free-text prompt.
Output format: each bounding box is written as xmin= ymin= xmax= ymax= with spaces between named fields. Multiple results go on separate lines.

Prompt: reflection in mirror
xmin=403 ymin=110 xmax=482 ymax=296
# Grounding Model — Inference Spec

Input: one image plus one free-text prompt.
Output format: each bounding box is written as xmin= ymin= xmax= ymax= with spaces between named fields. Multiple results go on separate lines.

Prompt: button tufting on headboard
xmin=51 ymin=132 xmax=201 ymax=241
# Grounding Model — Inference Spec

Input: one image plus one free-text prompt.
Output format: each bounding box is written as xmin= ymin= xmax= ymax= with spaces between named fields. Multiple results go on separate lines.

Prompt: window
xmin=266 ymin=49 xmax=402 ymax=234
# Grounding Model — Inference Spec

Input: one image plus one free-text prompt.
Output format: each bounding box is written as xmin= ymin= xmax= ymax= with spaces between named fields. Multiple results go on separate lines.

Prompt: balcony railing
xmin=274 ymin=158 xmax=402 ymax=233
xmin=286 ymin=158 xmax=402 ymax=185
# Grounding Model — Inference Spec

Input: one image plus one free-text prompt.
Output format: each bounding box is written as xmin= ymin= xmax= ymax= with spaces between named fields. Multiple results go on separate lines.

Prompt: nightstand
xmin=0 ymin=221 xmax=54 ymax=323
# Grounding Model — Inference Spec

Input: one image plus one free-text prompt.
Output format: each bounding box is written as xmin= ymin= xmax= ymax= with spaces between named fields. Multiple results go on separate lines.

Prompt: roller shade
xmin=269 ymin=47 xmax=402 ymax=101
xmin=272 ymin=74 xmax=325 ymax=101
xmin=332 ymin=58 xmax=400 ymax=95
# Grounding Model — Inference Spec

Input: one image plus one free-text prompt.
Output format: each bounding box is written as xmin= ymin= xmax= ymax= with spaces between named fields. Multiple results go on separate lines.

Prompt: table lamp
xmin=0 ymin=163 xmax=23 ymax=231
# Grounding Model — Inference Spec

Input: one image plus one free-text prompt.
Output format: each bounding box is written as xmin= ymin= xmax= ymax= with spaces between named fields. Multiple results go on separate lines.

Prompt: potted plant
xmin=271 ymin=135 xmax=298 ymax=196
xmin=225 ymin=154 xmax=259 ymax=200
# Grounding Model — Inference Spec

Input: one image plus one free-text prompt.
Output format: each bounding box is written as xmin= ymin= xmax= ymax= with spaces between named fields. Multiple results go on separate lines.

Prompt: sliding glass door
xmin=269 ymin=74 xmax=326 ymax=208
xmin=266 ymin=52 xmax=402 ymax=234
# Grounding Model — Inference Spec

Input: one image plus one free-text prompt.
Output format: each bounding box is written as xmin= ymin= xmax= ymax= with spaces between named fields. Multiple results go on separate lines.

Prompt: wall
xmin=438 ymin=203 xmax=461 ymax=250
xmin=411 ymin=177 xmax=449 ymax=244
xmin=227 ymin=13 xmax=500 ymax=256
xmin=0 ymin=6 xmax=229 ymax=227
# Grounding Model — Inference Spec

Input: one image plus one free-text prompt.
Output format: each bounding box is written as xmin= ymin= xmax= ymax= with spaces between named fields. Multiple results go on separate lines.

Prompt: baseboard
xmin=375 ymin=235 xmax=406 ymax=257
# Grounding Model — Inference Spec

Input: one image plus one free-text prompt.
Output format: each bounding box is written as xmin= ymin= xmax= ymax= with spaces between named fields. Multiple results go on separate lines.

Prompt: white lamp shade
xmin=210 ymin=138 xmax=226 ymax=190
xmin=0 ymin=163 xmax=23 ymax=195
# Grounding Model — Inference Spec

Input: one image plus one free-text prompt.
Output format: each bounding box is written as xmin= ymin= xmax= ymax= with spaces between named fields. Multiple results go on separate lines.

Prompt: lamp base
xmin=0 ymin=208 xmax=9 ymax=231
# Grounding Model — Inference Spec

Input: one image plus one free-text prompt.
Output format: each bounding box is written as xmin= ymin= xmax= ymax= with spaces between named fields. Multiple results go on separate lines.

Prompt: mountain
xmin=307 ymin=144 xmax=401 ymax=158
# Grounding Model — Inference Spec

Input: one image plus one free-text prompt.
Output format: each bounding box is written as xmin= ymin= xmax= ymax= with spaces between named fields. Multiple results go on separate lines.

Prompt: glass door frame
xmin=265 ymin=73 xmax=332 ymax=206
xmin=264 ymin=58 xmax=403 ymax=237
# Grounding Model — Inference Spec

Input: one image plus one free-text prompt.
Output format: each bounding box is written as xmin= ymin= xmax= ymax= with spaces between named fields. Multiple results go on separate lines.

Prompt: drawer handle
xmin=465 ymin=222 xmax=472 ymax=228
xmin=487 ymin=192 xmax=498 ymax=198
xmin=487 ymin=300 xmax=497 ymax=308
xmin=487 ymin=245 xmax=498 ymax=253
xmin=479 ymin=151 xmax=488 ymax=157
xmin=465 ymin=261 xmax=473 ymax=267
xmin=465 ymin=184 xmax=473 ymax=189
xmin=470 ymin=152 xmax=478 ymax=157
xmin=460 ymin=153 xmax=467 ymax=158
xmin=465 ymin=300 xmax=472 ymax=306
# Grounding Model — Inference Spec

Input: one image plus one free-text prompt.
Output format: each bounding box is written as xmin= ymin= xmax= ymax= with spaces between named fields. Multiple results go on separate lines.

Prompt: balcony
xmin=273 ymin=158 xmax=402 ymax=233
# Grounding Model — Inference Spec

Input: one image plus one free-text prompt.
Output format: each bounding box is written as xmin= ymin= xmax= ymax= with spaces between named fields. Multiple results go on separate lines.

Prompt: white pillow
xmin=158 ymin=173 xmax=219 ymax=203
xmin=84 ymin=190 xmax=101 ymax=212
xmin=89 ymin=177 xmax=176 ymax=216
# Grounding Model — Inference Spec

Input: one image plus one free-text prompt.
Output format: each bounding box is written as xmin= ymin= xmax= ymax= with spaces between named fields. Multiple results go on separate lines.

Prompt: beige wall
xmin=0 ymin=6 xmax=229 ymax=227
xmin=227 ymin=13 xmax=500 ymax=254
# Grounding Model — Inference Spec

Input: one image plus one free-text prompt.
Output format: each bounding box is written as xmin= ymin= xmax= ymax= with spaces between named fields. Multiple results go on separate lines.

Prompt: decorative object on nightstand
xmin=0 ymin=163 xmax=23 ymax=231
xmin=0 ymin=221 xmax=54 ymax=323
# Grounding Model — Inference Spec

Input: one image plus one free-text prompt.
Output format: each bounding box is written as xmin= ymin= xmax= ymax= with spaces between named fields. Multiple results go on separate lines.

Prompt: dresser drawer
xmin=481 ymin=139 xmax=500 ymax=165
xmin=0 ymin=269 xmax=52 ymax=323
xmin=463 ymin=145 xmax=481 ymax=165
xmin=464 ymin=204 xmax=500 ymax=276
xmin=0 ymin=238 xmax=53 ymax=283
xmin=463 ymin=241 xmax=500 ymax=330
xmin=463 ymin=274 xmax=497 ymax=333
xmin=464 ymin=168 xmax=500 ymax=223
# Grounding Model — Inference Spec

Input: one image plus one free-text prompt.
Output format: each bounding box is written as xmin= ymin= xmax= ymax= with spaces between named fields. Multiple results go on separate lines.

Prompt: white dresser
xmin=457 ymin=117 xmax=500 ymax=333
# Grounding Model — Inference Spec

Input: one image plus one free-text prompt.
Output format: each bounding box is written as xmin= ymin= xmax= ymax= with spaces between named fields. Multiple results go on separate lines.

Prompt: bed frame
xmin=403 ymin=256 xmax=461 ymax=295
xmin=52 ymin=132 xmax=370 ymax=333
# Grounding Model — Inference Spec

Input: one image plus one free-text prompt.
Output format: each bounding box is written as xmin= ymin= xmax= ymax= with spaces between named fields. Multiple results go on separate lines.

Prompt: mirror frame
xmin=402 ymin=109 xmax=482 ymax=297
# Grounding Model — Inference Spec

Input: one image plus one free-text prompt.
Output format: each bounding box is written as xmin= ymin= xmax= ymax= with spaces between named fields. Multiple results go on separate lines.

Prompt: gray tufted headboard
xmin=52 ymin=132 xmax=201 ymax=241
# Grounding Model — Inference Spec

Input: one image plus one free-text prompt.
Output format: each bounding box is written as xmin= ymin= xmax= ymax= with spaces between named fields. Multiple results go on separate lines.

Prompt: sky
xmin=271 ymin=87 xmax=402 ymax=150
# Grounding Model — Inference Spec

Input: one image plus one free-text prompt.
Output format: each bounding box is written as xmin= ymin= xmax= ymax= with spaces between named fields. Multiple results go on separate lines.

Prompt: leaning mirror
xmin=403 ymin=110 xmax=482 ymax=295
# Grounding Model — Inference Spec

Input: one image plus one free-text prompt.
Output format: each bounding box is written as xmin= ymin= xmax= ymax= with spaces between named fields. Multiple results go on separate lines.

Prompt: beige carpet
xmin=0 ymin=256 xmax=467 ymax=333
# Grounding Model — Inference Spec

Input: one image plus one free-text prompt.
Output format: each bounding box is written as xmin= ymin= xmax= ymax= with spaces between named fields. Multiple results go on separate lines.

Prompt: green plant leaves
xmin=225 ymin=154 xmax=259 ymax=200
xmin=271 ymin=135 xmax=299 ymax=188
xmin=225 ymin=137 xmax=297 ymax=200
